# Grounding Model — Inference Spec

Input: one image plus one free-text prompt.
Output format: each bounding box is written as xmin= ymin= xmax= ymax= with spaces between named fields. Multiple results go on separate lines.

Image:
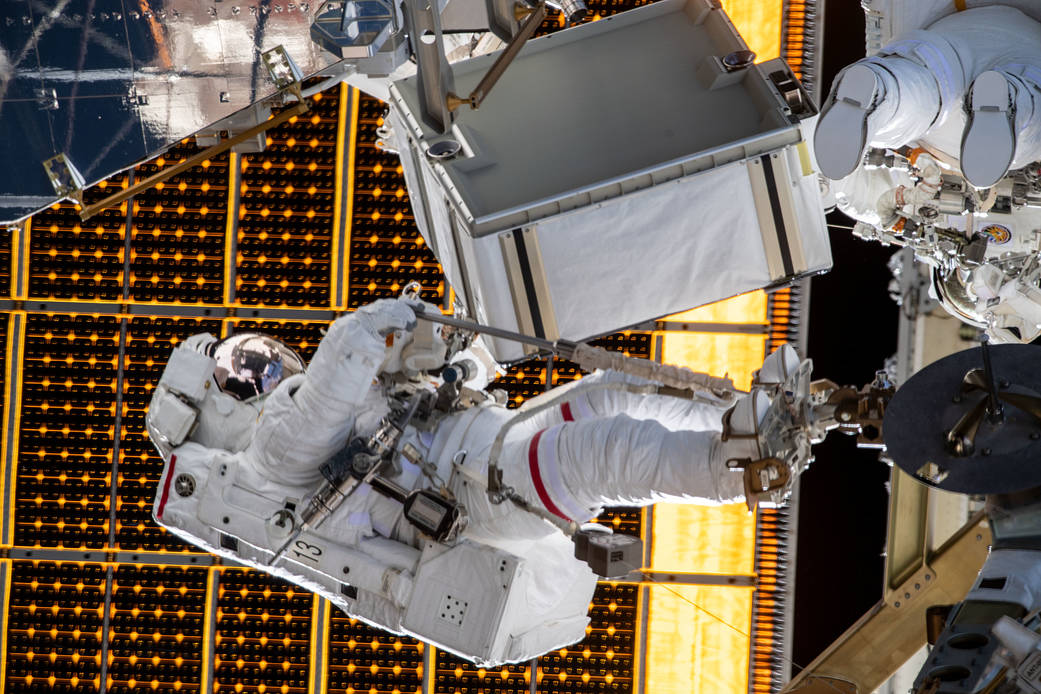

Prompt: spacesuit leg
xmin=519 ymin=370 xmax=730 ymax=435
xmin=499 ymin=414 xmax=747 ymax=526
xmin=815 ymin=54 xmax=943 ymax=180
xmin=962 ymin=66 xmax=1041 ymax=187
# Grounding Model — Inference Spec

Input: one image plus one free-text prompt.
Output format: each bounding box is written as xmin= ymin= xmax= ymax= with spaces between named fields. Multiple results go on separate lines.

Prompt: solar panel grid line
xmin=203 ymin=566 xmax=220 ymax=694
xmin=654 ymin=320 xmax=770 ymax=335
xmin=97 ymin=565 xmax=116 ymax=693
xmin=330 ymin=84 xmax=358 ymax=310
xmin=0 ymin=559 xmax=11 ymax=694
xmin=3 ymin=548 xmax=210 ymax=565
xmin=1 ymin=312 xmax=17 ymax=548
xmin=0 ymin=301 xmax=351 ymax=323
xmin=225 ymin=153 xmax=241 ymax=306
xmin=9 ymin=219 xmax=27 ymax=300
xmin=307 ymin=595 xmax=328 ymax=694
xmin=424 ymin=646 xmax=435 ymax=694
xmin=108 ymin=319 xmax=130 ymax=549
xmin=633 ymin=505 xmax=652 ymax=694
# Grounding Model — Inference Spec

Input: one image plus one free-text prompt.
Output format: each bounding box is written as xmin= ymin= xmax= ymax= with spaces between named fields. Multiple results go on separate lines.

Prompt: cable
xmin=622 ymin=559 xmax=855 ymax=694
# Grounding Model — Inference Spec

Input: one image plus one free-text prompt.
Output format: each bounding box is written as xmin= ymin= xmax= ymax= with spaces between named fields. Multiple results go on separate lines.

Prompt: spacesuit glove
xmin=181 ymin=332 xmax=218 ymax=354
xmin=354 ymin=298 xmax=418 ymax=338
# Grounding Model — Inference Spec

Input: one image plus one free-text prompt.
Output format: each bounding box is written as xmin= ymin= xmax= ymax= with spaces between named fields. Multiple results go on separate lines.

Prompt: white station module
xmin=385 ymin=0 xmax=831 ymax=360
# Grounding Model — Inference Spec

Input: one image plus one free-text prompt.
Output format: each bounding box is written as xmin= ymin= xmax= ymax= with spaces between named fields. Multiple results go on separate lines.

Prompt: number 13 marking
xmin=292 ymin=539 xmax=323 ymax=564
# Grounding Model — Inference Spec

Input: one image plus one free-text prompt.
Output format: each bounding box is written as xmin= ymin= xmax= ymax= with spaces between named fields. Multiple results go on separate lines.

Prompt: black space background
xmin=792 ymin=0 xmax=899 ymax=673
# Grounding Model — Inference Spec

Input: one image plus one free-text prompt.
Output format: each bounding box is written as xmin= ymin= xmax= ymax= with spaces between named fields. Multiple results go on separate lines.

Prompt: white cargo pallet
xmin=389 ymin=0 xmax=831 ymax=360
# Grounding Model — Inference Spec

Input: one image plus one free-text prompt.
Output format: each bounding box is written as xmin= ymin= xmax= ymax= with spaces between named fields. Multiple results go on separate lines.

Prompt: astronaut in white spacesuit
xmin=815 ymin=5 xmax=1041 ymax=187
xmin=146 ymin=298 xmax=806 ymax=665
xmin=813 ymin=5 xmax=1041 ymax=345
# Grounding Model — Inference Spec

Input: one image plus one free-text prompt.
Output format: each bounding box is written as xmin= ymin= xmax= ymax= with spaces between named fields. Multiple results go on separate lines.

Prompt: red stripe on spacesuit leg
xmin=156 ymin=455 xmax=178 ymax=520
xmin=527 ymin=430 xmax=573 ymax=522
xmin=561 ymin=402 xmax=574 ymax=421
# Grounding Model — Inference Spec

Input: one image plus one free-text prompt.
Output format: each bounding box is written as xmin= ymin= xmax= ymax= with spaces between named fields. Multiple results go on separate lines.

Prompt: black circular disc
xmin=884 ymin=344 xmax=1041 ymax=494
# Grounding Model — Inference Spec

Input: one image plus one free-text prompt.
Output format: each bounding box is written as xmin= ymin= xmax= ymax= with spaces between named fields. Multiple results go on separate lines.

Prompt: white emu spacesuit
xmin=815 ymin=5 xmax=1041 ymax=187
xmin=814 ymin=5 xmax=1041 ymax=344
xmin=146 ymin=298 xmax=800 ymax=665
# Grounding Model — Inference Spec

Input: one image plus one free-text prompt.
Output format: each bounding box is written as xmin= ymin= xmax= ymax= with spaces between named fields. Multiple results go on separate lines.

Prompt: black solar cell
xmin=27 ymin=181 xmax=128 ymax=301
xmin=235 ymin=93 xmax=340 ymax=308
xmin=4 ymin=561 xmax=106 ymax=693
xmin=129 ymin=147 xmax=230 ymax=305
xmin=15 ymin=315 xmax=121 ymax=549
xmin=213 ymin=570 xmax=313 ymax=694
xmin=326 ymin=614 xmax=424 ymax=694
xmin=106 ymin=565 xmax=209 ymax=693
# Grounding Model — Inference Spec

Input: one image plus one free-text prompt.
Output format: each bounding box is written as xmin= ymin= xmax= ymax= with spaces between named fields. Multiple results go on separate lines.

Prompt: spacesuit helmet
xmin=209 ymin=333 xmax=305 ymax=401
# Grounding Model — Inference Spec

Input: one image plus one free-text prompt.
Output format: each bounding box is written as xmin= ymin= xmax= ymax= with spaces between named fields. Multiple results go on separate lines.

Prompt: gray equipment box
xmin=388 ymin=0 xmax=831 ymax=360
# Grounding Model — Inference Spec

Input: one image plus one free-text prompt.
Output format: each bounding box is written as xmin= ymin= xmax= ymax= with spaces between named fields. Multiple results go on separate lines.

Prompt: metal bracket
xmin=447 ymin=2 xmax=546 ymax=112
xmin=42 ymin=153 xmax=85 ymax=205
xmin=885 ymin=562 xmax=937 ymax=610
xmin=77 ymin=46 xmax=310 ymax=221
xmin=403 ymin=0 xmax=458 ymax=133
xmin=485 ymin=0 xmax=522 ymax=41
xmin=262 ymin=45 xmax=304 ymax=93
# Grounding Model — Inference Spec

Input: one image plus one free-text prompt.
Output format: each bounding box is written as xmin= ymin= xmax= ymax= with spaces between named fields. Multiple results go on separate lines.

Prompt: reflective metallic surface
xmin=210 ymin=333 xmax=306 ymax=401
xmin=0 ymin=0 xmax=342 ymax=224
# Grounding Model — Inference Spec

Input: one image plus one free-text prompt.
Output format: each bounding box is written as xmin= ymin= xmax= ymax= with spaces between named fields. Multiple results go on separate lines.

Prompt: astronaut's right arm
xmin=244 ymin=299 xmax=417 ymax=486
xmin=290 ymin=298 xmax=417 ymax=411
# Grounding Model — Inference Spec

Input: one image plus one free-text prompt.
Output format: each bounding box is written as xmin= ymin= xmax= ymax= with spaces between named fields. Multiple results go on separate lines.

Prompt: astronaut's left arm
xmin=146 ymin=333 xmax=222 ymax=459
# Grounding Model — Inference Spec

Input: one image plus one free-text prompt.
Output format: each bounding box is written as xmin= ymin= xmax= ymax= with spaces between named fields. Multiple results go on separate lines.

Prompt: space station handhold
xmin=572 ymin=527 xmax=642 ymax=579
xmin=412 ymin=303 xmax=738 ymax=396
xmin=884 ymin=343 xmax=1041 ymax=494
xmin=388 ymin=0 xmax=830 ymax=361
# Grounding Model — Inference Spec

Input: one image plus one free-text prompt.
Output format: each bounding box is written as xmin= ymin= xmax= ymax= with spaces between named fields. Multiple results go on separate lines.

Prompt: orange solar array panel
xmin=0 ymin=1 xmax=814 ymax=692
